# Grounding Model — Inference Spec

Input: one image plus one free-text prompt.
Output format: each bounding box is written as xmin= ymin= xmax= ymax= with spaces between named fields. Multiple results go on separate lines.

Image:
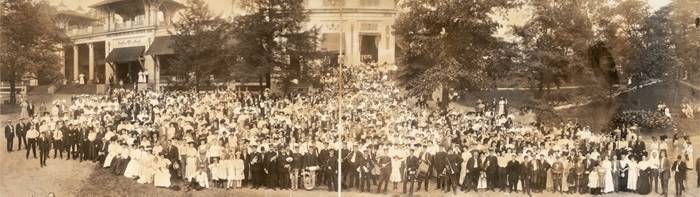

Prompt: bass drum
xmin=302 ymin=169 xmax=317 ymax=190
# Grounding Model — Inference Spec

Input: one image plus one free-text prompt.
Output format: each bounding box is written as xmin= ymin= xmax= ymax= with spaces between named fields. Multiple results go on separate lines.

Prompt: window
xmin=323 ymin=0 xmax=344 ymax=7
xmin=360 ymin=0 xmax=380 ymax=7
xmin=360 ymin=23 xmax=378 ymax=31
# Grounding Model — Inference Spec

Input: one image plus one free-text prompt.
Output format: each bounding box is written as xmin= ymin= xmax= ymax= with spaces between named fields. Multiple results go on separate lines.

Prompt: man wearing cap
xmin=403 ymin=148 xmax=419 ymax=195
xmin=376 ymin=147 xmax=391 ymax=193
xmin=485 ymin=149 xmax=499 ymax=191
xmin=358 ymin=149 xmax=374 ymax=192
xmin=346 ymin=143 xmax=364 ymax=189
xmin=4 ymin=120 xmax=14 ymax=152
xmin=290 ymin=145 xmax=303 ymax=190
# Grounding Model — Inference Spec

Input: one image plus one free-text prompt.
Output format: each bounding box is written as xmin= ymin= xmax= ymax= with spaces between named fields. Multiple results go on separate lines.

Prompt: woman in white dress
xmin=231 ymin=151 xmax=245 ymax=188
xmin=184 ymin=142 xmax=198 ymax=181
xmin=602 ymin=156 xmax=615 ymax=193
xmin=627 ymin=157 xmax=639 ymax=191
xmin=477 ymin=154 xmax=488 ymax=190
xmin=389 ymin=155 xmax=403 ymax=190
xmin=19 ymin=99 xmax=28 ymax=118
xmin=103 ymin=140 xmax=121 ymax=168
xmin=153 ymin=154 xmax=172 ymax=188
xmin=123 ymin=146 xmax=143 ymax=179
xmin=588 ymin=163 xmax=599 ymax=193
xmin=137 ymin=155 xmax=156 ymax=184
xmin=458 ymin=148 xmax=470 ymax=186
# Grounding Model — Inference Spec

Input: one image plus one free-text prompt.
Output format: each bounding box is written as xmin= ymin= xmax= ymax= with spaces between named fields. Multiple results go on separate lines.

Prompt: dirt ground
xmin=0 ymin=144 xmax=95 ymax=197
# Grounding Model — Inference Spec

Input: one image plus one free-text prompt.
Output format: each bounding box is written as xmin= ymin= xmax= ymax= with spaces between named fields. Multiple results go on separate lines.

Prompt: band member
xmin=416 ymin=144 xmax=431 ymax=192
xmin=552 ymin=156 xmax=564 ymax=193
xmin=290 ymin=145 xmax=303 ymax=190
xmin=403 ymin=148 xmax=419 ymax=195
xmin=325 ymin=149 xmax=338 ymax=191
xmin=444 ymin=147 xmax=461 ymax=195
xmin=376 ymin=147 xmax=391 ymax=193
xmin=359 ymin=149 xmax=373 ymax=192
xmin=506 ymin=154 xmax=520 ymax=193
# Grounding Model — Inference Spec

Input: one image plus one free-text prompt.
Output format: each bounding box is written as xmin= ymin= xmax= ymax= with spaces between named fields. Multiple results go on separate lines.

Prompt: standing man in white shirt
xmin=25 ymin=124 xmax=39 ymax=159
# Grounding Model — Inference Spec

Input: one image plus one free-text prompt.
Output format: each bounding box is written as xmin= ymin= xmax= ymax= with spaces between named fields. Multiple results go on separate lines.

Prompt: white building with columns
xmin=57 ymin=0 xmax=398 ymax=91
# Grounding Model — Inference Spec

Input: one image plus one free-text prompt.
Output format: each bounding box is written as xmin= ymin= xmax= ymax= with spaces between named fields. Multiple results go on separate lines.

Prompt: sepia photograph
xmin=0 ymin=0 xmax=699 ymax=196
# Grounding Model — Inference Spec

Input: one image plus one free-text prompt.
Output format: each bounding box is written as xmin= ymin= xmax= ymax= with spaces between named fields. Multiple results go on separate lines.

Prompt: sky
xmin=51 ymin=0 xmax=672 ymax=14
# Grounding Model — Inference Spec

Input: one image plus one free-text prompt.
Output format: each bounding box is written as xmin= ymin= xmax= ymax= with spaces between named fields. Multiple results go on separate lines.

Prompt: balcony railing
xmin=65 ymin=21 xmax=172 ymax=37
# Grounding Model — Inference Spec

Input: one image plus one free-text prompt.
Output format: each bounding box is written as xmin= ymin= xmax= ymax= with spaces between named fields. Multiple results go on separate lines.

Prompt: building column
xmin=59 ymin=46 xmax=65 ymax=79
xmin=154 ymin=57 xmax=161 ymax=92
xmin=88 ymin=43 xmax=95 ymax=83
xmin=73 ymin=45 xmax=79 ymax=82
xmin=105 ymin=43 xmax=113 ymax=85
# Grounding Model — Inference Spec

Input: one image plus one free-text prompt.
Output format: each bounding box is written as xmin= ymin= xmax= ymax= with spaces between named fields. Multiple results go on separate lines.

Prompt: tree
xmin=669 ymin=0 xmax=700 ymax=81
xmin=229 ymin=0 xmax=319 ymax=92
xmin=169 ymin=0 xmax=231 ymax=90
xmin=394 ymin=0 xmax=521 ymax=108
xmin=514 ymin=0 xmax=596 ymax=96
xmin=0 ymin=0 xmax=68 ymax=104
xmin=628 ymin=6 xmax=679 ymax=80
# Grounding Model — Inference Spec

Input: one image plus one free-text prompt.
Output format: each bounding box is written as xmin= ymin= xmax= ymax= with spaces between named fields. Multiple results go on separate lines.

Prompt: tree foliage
xmin=0 ymin=0 xmax=68 ymax=103
xmin=229 ymin=0 xmax=319 ymax=91
xmin=394 ymin=0 xmax=521 ymax=99
xmin=514 ymin=0 xmax=598 ymax=95
xmin=669 ymin=0 xmax=700 ymax=80
xmin=169 ymin=0 xmax=231 ymax=89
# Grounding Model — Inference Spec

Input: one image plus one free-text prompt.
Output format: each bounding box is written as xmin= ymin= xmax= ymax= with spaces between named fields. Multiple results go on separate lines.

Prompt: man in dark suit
xmin=346 ymin=144 xmax=364 ymax=189
xmin=522 ymin=155 xmax=533 ymax=195
xmin=37 ymin=132 xmax=50 ymax=167
xmin=326 ymin=149 xmax=339 ymax=192
xmin=318 ymin=142 xmax=330 ymax=185
xmin=358 ymin=149 xmax=373 ymax=192
xmin=696 ymin=156 xmax=700 ymax=188
xmin=444 ymin=148 xmax=461 ymax=195
xmin=376 ymin=147 xmax=391 ymax=193
xmin=672 ymin=155 xmax=690 ymax=195
xmin=416 ymin=145 xmax=432 ymax=192
xmin=264 ymin=146 xmax=279 ymax=190
xmin=465 ymin=151 xmax=481 ymax=192
xmin=15 ymin=121 xmax=26 ymax=150
xmin=403 ymin=148 xmax=419 ymax=195
xmin=582 ymin=154 xmax=596 ymax=193
xmin=4 ymin=120 xmax=15 ymax=152
xmin=27 ymin=101 xmax=34 ymax=117
xmin=250 ymin=145 xmax=266 ymax=189
xmin=660 ymin=152 xmax=671 ymax=196
xmin=485 ymin=150 xmax=499 ymax=191
xmin=433 ymin=146 xmax=447 ymax=190
xmin=163 ymin=140 xmax=180 ymax=178
xmin=506 ymin=154 xmax=520 ymax=193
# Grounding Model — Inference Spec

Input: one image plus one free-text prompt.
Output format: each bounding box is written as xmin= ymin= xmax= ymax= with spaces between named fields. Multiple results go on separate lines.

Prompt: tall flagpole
xmin=335 ymin=1 xmax=344 ymax=197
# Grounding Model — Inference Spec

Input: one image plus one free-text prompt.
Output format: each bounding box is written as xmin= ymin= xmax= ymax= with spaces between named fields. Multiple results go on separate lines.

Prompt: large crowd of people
xmin=3 ymin=64 xmax=699 ymax=196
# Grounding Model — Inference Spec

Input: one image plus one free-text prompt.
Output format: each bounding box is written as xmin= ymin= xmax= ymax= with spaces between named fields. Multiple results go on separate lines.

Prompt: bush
xmin=611 ymin=110 xmax=676 ymax=131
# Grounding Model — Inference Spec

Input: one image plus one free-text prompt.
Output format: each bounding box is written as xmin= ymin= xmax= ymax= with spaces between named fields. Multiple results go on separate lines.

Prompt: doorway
xmin=360 ymin=34 xmax=379 ymax=64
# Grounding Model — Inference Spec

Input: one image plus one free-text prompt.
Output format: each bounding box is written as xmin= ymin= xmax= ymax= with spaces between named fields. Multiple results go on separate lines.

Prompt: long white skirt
xmin=603 ymin=171 xmax=615 ymax=193
xmin=124 ymin=160 xmax=142 ymax=178
xmin=154 ymin=169 xmax=171 ymax=187
xmin=137 ymin=167 xmax=154 ymax=184
xmin=103 ymin=153 xmax=118 ymax=168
